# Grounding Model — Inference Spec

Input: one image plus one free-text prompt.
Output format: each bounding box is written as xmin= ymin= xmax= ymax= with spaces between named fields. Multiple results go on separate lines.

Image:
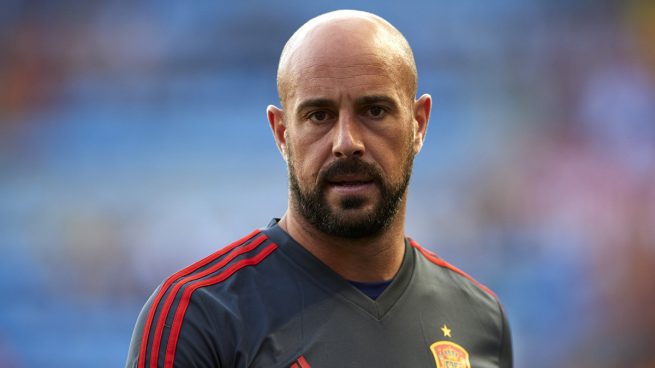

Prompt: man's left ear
xmin=413 ymin=94 xmax=432 ymax=154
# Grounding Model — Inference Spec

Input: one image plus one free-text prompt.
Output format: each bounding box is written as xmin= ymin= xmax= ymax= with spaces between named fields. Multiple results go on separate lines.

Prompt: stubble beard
xmin=287 ymin=146 xmax=415 ymax=239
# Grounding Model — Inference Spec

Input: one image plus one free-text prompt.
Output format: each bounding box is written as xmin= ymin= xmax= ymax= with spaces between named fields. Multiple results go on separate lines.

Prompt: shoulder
xmin=408 ymin=237 xmax=499 ymax=305
xmin=126 ymin=229 xmax=282 ymax=368
xmin=151 ymin=229 xmax=281 ymax=325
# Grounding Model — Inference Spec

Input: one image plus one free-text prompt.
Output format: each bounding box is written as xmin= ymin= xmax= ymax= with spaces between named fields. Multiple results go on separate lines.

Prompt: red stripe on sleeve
xmin=297 ymin=355 xmax=312 ymax=368
xmin=409 ymin=238 xmax=498 ymax=299
xmin=164 ymin=242 xmax=279 ymax=368
xmin=290 ymin=363 xmax=300 ymax=368
xmin=148 ymin=234 xmax=268 ymax=368
xmin=137 ymin=229 xmax=260 ymax=368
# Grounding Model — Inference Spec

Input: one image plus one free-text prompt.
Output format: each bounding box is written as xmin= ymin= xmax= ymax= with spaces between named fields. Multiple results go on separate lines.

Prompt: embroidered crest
xmin=430 ymin=341 xmax=471 ymax=368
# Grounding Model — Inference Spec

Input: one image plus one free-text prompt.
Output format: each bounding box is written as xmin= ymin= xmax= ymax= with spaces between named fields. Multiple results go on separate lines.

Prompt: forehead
xmin=286 ymin=52 xmax=404 ymax=107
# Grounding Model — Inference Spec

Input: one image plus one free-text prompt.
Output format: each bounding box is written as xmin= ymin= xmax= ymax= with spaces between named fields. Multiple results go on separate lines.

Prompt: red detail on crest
xmin=430 ymin=341 xmax=471 ymax=368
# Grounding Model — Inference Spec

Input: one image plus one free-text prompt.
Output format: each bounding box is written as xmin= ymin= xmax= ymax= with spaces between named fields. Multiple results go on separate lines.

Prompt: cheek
xmin=370 ymin=129 xmax=413 ymax=173
xmin=289 ymin=136 xmax=330 ymax=180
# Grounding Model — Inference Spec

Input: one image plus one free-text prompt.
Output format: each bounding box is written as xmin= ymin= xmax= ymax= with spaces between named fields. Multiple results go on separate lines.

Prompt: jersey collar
xmin=262 ymin=219 xmax=415 ymax=320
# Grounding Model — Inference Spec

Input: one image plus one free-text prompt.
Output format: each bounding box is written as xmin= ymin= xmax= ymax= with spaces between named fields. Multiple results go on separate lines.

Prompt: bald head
xmin=276 ymin=10 xmax=418 ymax=108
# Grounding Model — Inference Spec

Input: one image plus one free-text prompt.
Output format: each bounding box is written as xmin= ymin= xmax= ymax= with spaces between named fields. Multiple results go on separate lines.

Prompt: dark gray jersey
xmin=126 ymin=220 xmax=512 ymax=368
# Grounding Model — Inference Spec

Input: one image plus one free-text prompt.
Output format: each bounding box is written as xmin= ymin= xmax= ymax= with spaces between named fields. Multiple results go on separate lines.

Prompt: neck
xmin=278 ymin=204 xmax=407 ymax=283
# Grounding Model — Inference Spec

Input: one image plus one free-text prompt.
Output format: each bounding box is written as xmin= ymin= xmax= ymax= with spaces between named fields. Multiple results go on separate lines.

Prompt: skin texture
xmin=267 ymin=10 xmax=431 ymax=282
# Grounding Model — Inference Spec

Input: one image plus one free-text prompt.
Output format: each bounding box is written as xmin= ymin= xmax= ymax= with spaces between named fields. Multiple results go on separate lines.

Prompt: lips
xmin=325 ymin=174 xmax=377 ymax=197
xmin=327 ymin=174 xmax=374 ymax=186
xmin=317 ymin=159 xmax=383 ymax=196
xmin=331 ymin=180 xmax=373 ymax=186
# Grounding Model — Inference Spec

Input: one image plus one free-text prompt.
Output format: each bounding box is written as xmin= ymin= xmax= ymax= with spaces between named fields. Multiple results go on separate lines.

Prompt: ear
xmin=412 ymin=94 xmax=431 ymax=154
xmin=267 ymin=105 xmax=288 ymax=161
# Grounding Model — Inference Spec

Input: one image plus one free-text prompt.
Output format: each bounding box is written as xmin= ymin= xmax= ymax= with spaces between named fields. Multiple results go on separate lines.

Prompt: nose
xmin=332 ymin=112 xmax=365 ymax=158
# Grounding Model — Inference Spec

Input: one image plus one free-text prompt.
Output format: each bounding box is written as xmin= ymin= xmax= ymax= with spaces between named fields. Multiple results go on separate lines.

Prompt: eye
xmin=366 ymin=105 xmax=387 ymax=119
xmin=308 ymin=110 xmax=332 ymax=124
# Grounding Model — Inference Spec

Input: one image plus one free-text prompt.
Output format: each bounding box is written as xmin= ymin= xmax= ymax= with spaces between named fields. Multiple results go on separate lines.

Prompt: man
xmin=127 ymin=10 xmax=512 ymax=368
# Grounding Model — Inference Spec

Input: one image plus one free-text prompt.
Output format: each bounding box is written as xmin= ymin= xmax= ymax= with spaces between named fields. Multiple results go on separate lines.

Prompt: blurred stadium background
xmin=1 ymin=0 xmax=654 ymax=367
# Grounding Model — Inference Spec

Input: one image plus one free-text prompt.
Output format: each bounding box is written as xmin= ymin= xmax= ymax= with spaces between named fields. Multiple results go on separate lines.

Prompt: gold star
xmin=441 ymin=324 xmax=452 ymax=338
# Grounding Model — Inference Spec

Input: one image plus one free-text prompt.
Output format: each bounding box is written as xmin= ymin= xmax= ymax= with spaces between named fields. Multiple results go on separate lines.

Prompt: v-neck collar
xmin=262 ymin=219 xmax=415 ymax=320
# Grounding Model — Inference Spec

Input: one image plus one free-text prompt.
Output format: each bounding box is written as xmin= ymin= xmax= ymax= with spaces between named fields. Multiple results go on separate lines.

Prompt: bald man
xmin=126 ymin=10 xmax=512 ymax=368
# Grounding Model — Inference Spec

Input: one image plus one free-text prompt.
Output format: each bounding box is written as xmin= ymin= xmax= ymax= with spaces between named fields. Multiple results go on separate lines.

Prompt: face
xmin=282 ymin=52 xmax=421 ymax=238
xmin=269 ymin=23 xmax=430 ymax=239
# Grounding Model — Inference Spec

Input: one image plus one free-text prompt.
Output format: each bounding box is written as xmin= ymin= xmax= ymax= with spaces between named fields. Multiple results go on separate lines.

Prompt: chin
xmin=332 ymin=192 xmax=378 ymax=209
xmin=335 ymin=209 xmax=373 ymax=223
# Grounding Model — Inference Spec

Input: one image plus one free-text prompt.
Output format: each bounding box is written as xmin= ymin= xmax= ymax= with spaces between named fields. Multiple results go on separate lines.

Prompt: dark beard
xmin=288 ymin=153 xmax=414 ymax=239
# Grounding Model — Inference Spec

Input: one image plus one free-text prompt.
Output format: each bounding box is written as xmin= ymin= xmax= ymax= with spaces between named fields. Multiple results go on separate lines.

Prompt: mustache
xmin=317 ymin=158 xmax=384 ymax=187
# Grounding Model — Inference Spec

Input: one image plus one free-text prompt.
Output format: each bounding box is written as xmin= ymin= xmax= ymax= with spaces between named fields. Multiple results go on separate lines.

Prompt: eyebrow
xmin=354 ymin=95 xmax=399 ymax=109
xmin=295 ymin=98 xmax=335 ymax=114
xmin=295 ymin=95 xmax=399 ymax=114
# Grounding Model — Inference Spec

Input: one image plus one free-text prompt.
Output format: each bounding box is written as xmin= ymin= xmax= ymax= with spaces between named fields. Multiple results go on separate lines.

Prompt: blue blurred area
xmin=2 ymin=1 xmax=655 ymax=367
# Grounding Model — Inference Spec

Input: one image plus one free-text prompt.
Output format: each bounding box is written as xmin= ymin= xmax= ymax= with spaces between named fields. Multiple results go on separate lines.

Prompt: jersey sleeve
xmin=125 ymin=286 xmax=222 ymax=368
xmin=125 ymin=287 xmax=158 ymax=368
xmin=498 ymin=302 xmax=513 ymax=368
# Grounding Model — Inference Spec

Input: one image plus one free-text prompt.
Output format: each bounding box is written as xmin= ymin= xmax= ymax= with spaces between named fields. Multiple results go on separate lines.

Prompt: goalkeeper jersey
xmin=126 ymin=219 xmax=512 ymax=367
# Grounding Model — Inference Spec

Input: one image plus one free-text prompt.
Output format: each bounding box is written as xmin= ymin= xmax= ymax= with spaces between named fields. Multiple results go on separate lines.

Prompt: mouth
xmin=326 ymin=175 xmax=376 ymax=194
xmin=318 ymin=159 xmax=382 ymax=197
xmin=328 ymin=173 xmax=374 ymax=184
xmin=329 ymin=180 xmax=374 ymax=187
